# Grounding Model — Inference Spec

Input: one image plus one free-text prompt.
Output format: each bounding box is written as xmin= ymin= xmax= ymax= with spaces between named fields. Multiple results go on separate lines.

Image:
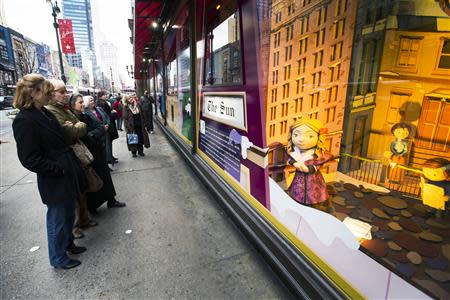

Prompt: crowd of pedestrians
xmin=10 ymin=74 xmax=155 ymax=269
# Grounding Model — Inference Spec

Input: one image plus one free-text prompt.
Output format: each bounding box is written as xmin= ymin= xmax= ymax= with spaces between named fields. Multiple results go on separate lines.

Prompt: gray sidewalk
xmin=0 ymin=111 xmax=292 ymax=299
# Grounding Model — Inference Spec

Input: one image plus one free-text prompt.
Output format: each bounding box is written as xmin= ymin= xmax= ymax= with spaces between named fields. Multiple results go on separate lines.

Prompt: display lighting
xmin=342 ymin=217 xmax=372 ymax=241
xmin=152 ymin=21 xmax=158 ymax=28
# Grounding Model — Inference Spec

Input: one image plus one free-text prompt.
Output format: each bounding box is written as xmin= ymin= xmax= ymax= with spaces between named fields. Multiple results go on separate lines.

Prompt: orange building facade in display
xmin=266 ymin=0 xmax=357 ymax=175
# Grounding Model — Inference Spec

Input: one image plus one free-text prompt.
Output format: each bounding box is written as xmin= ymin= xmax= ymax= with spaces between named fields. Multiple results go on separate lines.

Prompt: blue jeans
xmin=46 ymin=199 xmax=75 ymax=266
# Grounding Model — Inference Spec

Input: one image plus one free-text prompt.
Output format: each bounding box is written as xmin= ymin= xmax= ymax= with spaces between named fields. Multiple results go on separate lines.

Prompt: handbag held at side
xmin=84 ymin=166 xmax=103 ymax=193
xmin=70 ymin=139 xmax=94 ymax=167
xmin=127 ymin=133 xmax=139 ymax=145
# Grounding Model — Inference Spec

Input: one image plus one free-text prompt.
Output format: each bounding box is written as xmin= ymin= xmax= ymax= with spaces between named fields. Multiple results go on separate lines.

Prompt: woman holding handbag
xmin=80 ymin=95 xmax=126 ymax=212
xmin=12 ymin=74 xmax=86 ymax=269
xmin=123 ymin=95 xmax=150 ymax=157
xmin=46 ymin=80 xmax=97 ymax=239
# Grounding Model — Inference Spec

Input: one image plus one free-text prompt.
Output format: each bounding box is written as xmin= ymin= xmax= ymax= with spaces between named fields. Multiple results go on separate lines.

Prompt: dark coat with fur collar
xmin=12 ymin=106 xmax=86 ymax=205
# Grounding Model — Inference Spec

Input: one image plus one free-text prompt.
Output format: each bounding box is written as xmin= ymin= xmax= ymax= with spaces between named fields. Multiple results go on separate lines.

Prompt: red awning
xmin=133 ymin=0 xmax=164 ymax=79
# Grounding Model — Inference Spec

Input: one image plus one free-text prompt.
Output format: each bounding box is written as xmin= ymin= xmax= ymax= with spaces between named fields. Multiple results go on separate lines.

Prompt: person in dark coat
xmin=79 ymin=95 xmax=125 ymax=211
xmin=123 ymin=95 xmax=150 ymax=157
xmin=96 ymin=91 xmax=119 ymax=165
xmin=12 ymin=74 xmax=86 ymax=269
xmin=140 ymin=90 xmax=154 ymax=133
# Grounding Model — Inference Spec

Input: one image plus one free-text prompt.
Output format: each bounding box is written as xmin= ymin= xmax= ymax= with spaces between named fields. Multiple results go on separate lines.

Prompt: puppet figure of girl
xmin=385 ymin=122 xmax=413 ymax=183
xmin=284 ymin=119 xmax=334 ymax=208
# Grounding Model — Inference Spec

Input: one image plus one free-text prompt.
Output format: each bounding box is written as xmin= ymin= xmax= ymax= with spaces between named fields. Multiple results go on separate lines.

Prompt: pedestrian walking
xmin=45 ymin=79 xmax=97 ymax=239
xmin=81 ymin=95 xmax=126 ymax=211
xmin=140 ymin=90 xmax=154 ymax=133
xmin=96 ymin=91 xmax=119 ymax=165
xmin=123 ymin=95 xmax=150 ymax=157
xmin=12 ymin=74 xmax=87 ymax=269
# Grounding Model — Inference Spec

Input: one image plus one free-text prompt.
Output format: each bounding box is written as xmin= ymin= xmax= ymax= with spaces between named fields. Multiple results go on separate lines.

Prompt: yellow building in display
xmin=367 ymin=16 xmax=450 ymax=168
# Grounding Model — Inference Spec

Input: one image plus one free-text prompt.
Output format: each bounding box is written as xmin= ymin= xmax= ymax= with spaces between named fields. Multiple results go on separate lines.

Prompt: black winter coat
xmin=12 ymin=106 xmax=86 ymax=205
xmin=78 ymin=112 xmax=116 ymax=209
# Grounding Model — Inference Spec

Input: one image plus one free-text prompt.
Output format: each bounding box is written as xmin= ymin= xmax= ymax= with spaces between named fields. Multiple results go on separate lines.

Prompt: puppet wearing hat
xmin=284 ymin=119 xmax=335 ymax=206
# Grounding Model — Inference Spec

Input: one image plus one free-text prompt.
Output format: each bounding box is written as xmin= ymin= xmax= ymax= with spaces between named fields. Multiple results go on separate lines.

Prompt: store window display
xmin=284 ymin=119 xmax=335 ymax=210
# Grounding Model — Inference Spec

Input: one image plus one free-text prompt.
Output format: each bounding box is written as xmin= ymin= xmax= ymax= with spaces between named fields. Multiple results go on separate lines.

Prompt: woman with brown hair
xmin=70 ymin=94 xmax=125 ymax=213
xmin=12 ymin=74 xmax=86 ymax=269
xmin=123 ymin=95 xmax=150 ymax=157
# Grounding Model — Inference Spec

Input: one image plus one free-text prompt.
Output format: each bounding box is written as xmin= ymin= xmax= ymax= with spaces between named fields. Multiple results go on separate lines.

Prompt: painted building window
xmin=310 ymin=91 xmax=320 ymax=108
xmin=273 ymin=51 xmax=280 ymax=67
xmin=284 ymin=45 xmax=292 ymax=61
xmin=397 ymin=36 xmax=421 ymax=67
xmin=300 ymin=15 xmax=309 ymax=35
xmin=273 ymin=31 xmax=281 ymax=48
xmin=299 ymin=37 xmax=308 ymax=55
xmin=275 ymin=11 xmax=282 ymax=23
xmin=286 ymin=24 xmax=294 ymax=42
xmin=438 ymin=39 xmax=450 ymax=69
xmin=386 ymin=92 xmax=410 ymax=125
xmin=313 ymin=50 xmax=324 ymax=68
xmin=282 ymin=83 xmax=289 ymax=98
xmin=335 ymin=0 xmax=347 ymax=16
xmin=279 ymin=119 xmax=288 ymax=134
xmin=297 ymin=57 xmax=306 ymax=74
xmin=416 ymin=98 xmax=450 ymax=152
xmin=357 ymin=39 xmax=380 ymax=95
xmin=283 ymin=64 xmax=291 ymax=80
xmin=205 ymin=3 xmax=241 ymax=86
xmin=325 ymin=106 xmax=336 ymax=123
xmin=330 ymin=41 xmax=343 ymax=61
xmin=333 ymin=18 xmax=345 ymax=39
xmin=294 ymin=97 xmax=303 ymax=113
xmin=312 ymin=71 xmax=321 ymax=87
xmin=315 ymin=29 xmax=325 ymax=46
xmin=272 ymin=70 xmax=278 ymax=85
xmin=287 ymin=3 xmax=295 ymax=16
xmin=317 ymin=6 xmax=327 ymax=26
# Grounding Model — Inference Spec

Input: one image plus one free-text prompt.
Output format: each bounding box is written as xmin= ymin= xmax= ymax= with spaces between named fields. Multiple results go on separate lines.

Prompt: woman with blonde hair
xmin=12 ymin=74 xmax=86 ymax=269
xmin=284 ymin=118 xmax=335 ymax=207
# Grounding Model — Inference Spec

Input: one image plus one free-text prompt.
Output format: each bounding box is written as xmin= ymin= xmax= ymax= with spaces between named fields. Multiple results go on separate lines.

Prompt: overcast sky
xmin=3 ymin=0 xmax=134 ymax=85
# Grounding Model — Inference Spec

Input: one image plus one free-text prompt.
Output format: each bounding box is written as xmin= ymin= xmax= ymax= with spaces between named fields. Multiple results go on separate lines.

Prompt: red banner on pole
xmin=58 ymin=19 xmax=76 ymax=54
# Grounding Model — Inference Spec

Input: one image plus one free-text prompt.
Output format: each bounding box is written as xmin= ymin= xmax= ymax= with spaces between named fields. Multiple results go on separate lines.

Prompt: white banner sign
xmin=202 ymin=93 xmax=247 ymax=130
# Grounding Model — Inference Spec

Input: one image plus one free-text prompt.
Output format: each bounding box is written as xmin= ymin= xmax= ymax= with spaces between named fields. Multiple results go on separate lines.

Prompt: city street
xmin=0 ymin=117 xmax=291 ymax=299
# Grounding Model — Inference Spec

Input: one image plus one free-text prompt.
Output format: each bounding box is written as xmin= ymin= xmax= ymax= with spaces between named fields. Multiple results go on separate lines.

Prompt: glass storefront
xmin=144 ymin=0 xmax=450 ymax=297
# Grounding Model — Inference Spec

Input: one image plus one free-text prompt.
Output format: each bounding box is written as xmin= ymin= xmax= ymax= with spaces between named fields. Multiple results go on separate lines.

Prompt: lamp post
xmin=126 ymin=65 xmax=134 ymax=78
xmin=47 ymin=0 xmax=66 ymax=83
xmin=110 ymin=66 xmax=114 ymax=94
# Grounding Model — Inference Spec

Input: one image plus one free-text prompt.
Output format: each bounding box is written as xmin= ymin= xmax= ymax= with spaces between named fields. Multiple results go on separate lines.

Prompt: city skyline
xmin=2 ymin=0 xmax=133 ymax=86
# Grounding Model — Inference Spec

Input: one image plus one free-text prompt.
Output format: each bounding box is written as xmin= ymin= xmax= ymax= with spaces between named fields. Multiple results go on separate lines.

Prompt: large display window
xmin=193 ymin=0 xmax=450 ymax=298
xmin=147 ymin=0 xmax=450 ymax=297
xmin=164 ymin=7 xmax=193 ymax=144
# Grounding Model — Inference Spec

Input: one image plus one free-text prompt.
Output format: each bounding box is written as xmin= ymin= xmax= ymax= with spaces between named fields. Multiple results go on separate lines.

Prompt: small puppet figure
xmin=385 ymin=122 xmax=414 ymax=183
xmin=284 ymin=119 xmax=335 ymax=207
xmin=420 ymin=158 xmax=450 ymax=212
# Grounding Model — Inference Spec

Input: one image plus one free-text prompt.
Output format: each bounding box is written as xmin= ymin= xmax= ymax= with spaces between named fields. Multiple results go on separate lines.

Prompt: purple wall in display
xmin=198 ymin=0 xmax=270 ymax=208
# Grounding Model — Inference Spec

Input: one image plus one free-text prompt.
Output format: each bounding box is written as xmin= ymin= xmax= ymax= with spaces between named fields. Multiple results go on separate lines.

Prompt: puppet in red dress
xmin=284 ymin=119 xmax=334 ymax=207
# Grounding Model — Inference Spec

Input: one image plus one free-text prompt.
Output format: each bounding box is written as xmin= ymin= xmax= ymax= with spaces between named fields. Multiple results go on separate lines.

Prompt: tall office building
xmin=99 ymin=41 xmax=119 ymax=88
xmin=62 ymin=0 xmax=96 ymax=71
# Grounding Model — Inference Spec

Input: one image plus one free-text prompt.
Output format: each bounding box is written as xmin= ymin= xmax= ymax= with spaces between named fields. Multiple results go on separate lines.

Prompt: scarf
xmin=128 ymin=103 xmax=140 ymax=115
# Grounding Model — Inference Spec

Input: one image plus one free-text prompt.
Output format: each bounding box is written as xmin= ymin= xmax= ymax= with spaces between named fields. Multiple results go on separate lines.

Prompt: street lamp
xmin=47 ymin=0 xmax=66 ymax=83
xmin=126 ymin=65 xmax=134 ymax=78
xmin=110 ymin=66 xmax=114 ymax=94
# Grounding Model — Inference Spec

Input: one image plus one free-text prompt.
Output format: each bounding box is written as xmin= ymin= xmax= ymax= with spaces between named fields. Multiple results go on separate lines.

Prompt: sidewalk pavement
xmin=0 ymin=116 xmax=292 ymax=299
